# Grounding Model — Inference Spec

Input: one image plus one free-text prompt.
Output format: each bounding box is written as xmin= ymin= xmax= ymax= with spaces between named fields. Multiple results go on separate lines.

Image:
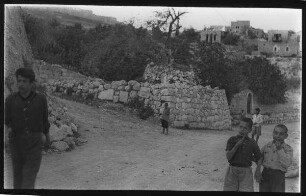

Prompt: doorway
xmin=247 ymin=93 xmax=252 ymax=114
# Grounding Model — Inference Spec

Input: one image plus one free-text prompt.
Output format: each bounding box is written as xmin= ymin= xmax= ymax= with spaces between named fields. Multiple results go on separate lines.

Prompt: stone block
xmin=59 ymin=125 xmax=73 ymax=136
xmin=187 ymin=115 xmax=197 ymax=122
xmin=111 ymin=81 xmax=121 ymax=89
xmin=139 ymin=87 xmax=151 ymax=98
xmin=49 ymin=124 xmax=66 ymax=142
xmin=129 ymin=90 xmax=138 ymax=98
xmin=128 ymin=80 xmax=137 ymax=86
xmin=161 ymin=88 xmax=175 ymax=96
xmin=98 ymin=89 xmax=114 ymax=101
xmin=70 ymin=122 xmax=78 ymax=133
xmin=113 ymin=95 xmax=119 ymax=103
xmin=119 ymin=91 xmax=129 ymax=103
xmin=182 ymin=115 xmax=188 ymax=121
xmin=117 ymin=86 xmax=125 ymax=91
xmin=104 ymin=84 xmax=111 ymax=90
xmin=173 ymin=121 xmax=185 ymax=127
xmin=189 ymin=122 xmax=200 ymax=129
xmin=125 ymin=86 xmax=131 ymax=92
xmin=51 ymin=141 xmax=69 ymax=151
xmin=133 ymin=82 xmax=141 ymax=91
xmin=161 ymin=96 xmax=176 ymax=103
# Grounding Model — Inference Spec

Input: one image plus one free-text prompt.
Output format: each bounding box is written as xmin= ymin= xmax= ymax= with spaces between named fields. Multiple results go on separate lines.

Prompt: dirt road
xmin=4 ymin=98 xmax=300 ymax=191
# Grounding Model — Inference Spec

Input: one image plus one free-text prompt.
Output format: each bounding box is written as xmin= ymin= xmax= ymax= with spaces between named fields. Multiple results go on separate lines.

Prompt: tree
xmin=81 ymin=24 xmax=160 ymax=81
xmin=222 ymin=33 xmax=240 ymax=45
xmin=241 ymin=57 xmax=287 ymax=104
xmin=146 ymin=8 xmax=187 ymax=67
xmin=194 ymin=42 xmax=242 ymax=102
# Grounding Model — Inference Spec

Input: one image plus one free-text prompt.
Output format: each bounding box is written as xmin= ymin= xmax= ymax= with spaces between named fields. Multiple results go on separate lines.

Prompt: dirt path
xmin=4 ymin=98 xmax=300 ymax=191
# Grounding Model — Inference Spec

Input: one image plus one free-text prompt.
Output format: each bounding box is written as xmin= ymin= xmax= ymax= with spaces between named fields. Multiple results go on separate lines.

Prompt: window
xmin=286 ymin=47 xmax=289 ymax=52
xmin=214 ymin=34 xmax=216 ymax=41
xmin=273 ymin=34 xmax=282 ymax=42
xmin=206 ymin=34 xmax=209 ymax=42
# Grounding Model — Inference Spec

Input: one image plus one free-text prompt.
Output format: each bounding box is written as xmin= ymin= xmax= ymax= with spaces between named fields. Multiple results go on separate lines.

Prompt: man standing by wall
xmin=5 ymin=67 xmax=50 ymax=189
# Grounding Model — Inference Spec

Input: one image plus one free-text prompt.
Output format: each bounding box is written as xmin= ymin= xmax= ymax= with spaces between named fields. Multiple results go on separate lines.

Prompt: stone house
xmin=200 ymin=30 xmax=223 ymax=43
xmin=199 ymin=26 xmax=227 ymax=43
xmin=258 ymin=30 xmax=300 ymax=57
xmin=230 ymin=21 xmax=250 ymax=34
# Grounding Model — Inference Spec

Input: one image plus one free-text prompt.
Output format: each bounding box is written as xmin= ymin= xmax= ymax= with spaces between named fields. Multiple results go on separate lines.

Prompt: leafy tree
xmin=247 ymin=29 xmax=257 ymax=39
xmin=195 ymin=42 xmax=241 ymax=102
xmin=56 ymin=23 xmax=86 ymax=69
xmin=81 ymin=24 xmax=159 ymax=81
xmin=241 ymin=57 xmax=287 ymax=104
xmin=222 ymin=33 xmax=240 ymax=45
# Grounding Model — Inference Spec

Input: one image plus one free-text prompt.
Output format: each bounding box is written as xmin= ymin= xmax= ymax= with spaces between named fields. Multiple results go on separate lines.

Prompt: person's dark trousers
xmin=9 ymin=132 xmax=44 ymax=189
xmin=259 ymin=167 xmax=285 ymax=192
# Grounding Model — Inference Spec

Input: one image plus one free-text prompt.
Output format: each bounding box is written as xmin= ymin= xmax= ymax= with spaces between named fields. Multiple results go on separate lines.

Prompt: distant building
xmin=258 ymin=30 xmax=300 ymax=57
xmin=297 ymin=31 xmax=302 ymax=56
xmin=199 ymin=25 xmax=227 ymax=43
xmin=230 ymin=21 xmax=250 ymax=34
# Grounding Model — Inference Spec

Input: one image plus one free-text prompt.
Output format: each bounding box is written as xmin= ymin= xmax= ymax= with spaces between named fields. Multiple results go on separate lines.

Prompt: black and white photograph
xmin=3 ymin=4 xmax=302 ymax=193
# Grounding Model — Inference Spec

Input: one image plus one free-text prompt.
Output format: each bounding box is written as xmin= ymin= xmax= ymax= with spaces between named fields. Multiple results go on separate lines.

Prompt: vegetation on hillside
xmin=22 ymin=8 xmax=288 ymax=105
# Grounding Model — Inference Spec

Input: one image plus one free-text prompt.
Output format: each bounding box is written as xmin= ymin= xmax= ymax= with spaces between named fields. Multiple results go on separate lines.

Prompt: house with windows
xmin=230 ymin=21 xmax=250 ymax=34
xmin=199 ymin=26 xmax=228 ymax=43
xmin=258 ymin=30 xmax=300 ymax=57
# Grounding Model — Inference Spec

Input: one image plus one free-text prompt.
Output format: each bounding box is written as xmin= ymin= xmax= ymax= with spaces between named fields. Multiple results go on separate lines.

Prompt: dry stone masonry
xmin=35 ymin=61 xmax=232 ymax=130
xmin=143 ymin=63 xmax=198 ymax=85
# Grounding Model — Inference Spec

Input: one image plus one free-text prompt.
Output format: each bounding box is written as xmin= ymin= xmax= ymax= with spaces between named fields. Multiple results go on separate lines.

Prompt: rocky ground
xmin=4 ymin=97 xmax=300 ymax=192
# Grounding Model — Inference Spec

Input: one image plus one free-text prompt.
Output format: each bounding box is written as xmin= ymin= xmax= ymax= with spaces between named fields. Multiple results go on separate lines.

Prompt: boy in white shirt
xmin=252 ymin=108 xmax=263 ymax=143
xmin=255 ymin=124 xmax=293 ymax=192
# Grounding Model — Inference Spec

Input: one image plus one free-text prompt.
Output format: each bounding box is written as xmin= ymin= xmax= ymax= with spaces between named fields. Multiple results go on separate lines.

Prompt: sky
xmin=15 ymin=5 xmax=302 ymax=32
xmin=79 ymin=6 xmax=302 ymax=32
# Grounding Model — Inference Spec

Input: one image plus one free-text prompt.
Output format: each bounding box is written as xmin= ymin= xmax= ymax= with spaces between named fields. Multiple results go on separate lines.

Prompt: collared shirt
xmin=261 ymin=141 xmax=293 ymax=172
xmin=161 ymin=107 xmax=170 ymax=122
xmin=226 ymin=135 xmax=262 ymax=167
xmin=252 ymin=114 xmax=263 ymax=127
xmin=5 ymin=91 xmax=50 ymax=134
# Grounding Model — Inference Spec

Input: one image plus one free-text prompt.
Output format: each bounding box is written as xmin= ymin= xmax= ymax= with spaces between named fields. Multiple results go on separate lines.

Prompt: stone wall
xmin=230 ymin=89 xmax=300 ymax=125
xmin=4 ymin=6 xmax=34 ymax=96
xmin=37 ymin=61 xmax=232 ymax=130
xmin=143 ymin=64 xmax=197 ymax=85
xmin=33 ymin=60 xmax=87 ymax=83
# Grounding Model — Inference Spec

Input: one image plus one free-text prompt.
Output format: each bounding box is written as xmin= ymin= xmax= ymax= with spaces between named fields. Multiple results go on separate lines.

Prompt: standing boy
xmin=5 ymin=68 xmax=50 ymax=189
xmin=160 ymin=102 xmax=170 ymax=135
xmin=240 ymin=110 xmax=246 ymax=120
xmin=252 ymin=108 xmax=263 ymax=143
xmin=223 ymin=117 xmax=262 ymax=192
xmin=255 ymin=124 xmax=293 ymax=192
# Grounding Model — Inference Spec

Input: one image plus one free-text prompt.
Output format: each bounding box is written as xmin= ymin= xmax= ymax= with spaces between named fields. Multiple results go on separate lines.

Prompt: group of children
xmin=223 ymin=116 xmax=293 ymax=192
xmin=160 ymin=103 xmax=293 ymax=192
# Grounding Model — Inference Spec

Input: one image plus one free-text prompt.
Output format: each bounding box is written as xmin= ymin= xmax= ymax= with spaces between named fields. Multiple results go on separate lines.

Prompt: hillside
xmin=21 ymin=6 xmax=119 ymax=29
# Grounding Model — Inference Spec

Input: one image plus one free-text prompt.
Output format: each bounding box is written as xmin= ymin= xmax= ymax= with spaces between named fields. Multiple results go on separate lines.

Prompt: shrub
xmin=138 ymin=105 xmax=155 ymax=120
xmin=86 ymin=93 xmax=95 ymax=100
xmin=127 ymin=97 xmax=154 ymax=120
xmin=222 ymin=33 xmax=240 ymax=45
xmin=66 ymin=87 xmax=73 ymax=96
xmin=34 ymin=83 xmax=47 ymax=95
xmin=286 ymin=77 xmax=301 ymax=90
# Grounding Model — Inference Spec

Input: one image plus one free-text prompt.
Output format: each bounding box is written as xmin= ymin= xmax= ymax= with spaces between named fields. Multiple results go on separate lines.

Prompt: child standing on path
xmin=223 ymin=117 xmax=262 ymax=192
xmin=160 ymin=102 xmax=170 ymax=135
xmin=255 ymin=124 xmax=293 ymax=192
xmin=252 ymin=108 xmax=263 ymax=144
